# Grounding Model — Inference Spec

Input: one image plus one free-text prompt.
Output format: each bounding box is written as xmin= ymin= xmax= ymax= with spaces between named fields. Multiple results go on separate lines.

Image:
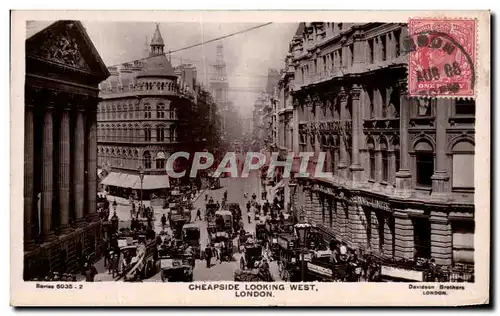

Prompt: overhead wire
xmin=106 ymin=22 xmax=273 ymax=68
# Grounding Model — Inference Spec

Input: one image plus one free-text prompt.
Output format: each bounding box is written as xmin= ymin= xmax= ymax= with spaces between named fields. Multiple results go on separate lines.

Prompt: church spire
xmin=150 ymin=23 xmax=165 ymax=57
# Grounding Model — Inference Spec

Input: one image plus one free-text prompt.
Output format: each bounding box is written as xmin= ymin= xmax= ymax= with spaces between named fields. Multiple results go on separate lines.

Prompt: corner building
xmin=285 ymin=22 xmax=475 ymax=271
xmin=24 ymin=21 xmax=109 ymax=279
xmin=97 ymin=25 xmax=219 ymax=198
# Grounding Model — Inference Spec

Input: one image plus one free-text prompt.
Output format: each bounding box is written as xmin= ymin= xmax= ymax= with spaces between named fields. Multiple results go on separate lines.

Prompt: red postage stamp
xmin=407 ymin=18 xmax=476 ymax=98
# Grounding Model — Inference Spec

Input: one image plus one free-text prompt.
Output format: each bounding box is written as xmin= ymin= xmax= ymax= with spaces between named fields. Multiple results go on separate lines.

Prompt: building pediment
xmin=26 ymin=20 xmax=109 ymax=82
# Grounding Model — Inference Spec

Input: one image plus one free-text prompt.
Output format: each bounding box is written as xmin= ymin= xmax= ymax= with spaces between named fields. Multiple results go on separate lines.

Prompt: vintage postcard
xmin=10 ymin=10 xmax=490 ymax=306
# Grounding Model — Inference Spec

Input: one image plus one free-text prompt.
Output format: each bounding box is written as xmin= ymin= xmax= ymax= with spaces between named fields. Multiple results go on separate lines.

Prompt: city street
xmin=96 ymin=171 xmax=279 ymax=282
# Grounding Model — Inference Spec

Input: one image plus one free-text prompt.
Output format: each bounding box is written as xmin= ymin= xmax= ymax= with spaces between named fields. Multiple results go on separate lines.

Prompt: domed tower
xmin=150 ymin=23 xmax=165 ymax=57
xmin=136 ymin=24 xmax=177 ymax=92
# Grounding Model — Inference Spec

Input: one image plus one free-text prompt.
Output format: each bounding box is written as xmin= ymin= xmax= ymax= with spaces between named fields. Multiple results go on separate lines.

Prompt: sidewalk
xmin=101 ymin=192 xmax=152 ymax=207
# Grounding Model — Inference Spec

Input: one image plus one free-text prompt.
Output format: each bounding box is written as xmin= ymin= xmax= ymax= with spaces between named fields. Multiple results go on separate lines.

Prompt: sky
xmin=79 ymin=21 xmax=298 ymax=118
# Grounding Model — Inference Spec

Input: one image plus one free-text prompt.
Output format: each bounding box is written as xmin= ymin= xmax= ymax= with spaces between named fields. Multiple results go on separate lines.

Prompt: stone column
xmin=24 ymin=104 xmax=35 ymax=250
xmin=432 ymin=99 xmax=450 ymax=196
xmin=283 ymin=177 xmax=290 ymax=212
xmin=395 ymin=82 xmax=412 ymax=194
xmin=59 ymin=105 xmax=71 ymax=233
xmin=370 ymin=211 xmax=380 ymax=251
xmin=74 ymin=107 xmax=86 ymax=226
xmin=430 ymin=210 xmax=453 ymax=265
xmin=383 ymin=216 xmax=395 ymax=257
xmin=375 ymin=150 xmax=383 ymax=183
xmin=42 ymin=106 xmax=55 ymax=241
xmin=349 ymin=88 xmax=364 ymax=183
xmin=292 ymin=100 xmax=300 ymax=154
xmin=349 ymin=203 xmax=367 ymax=248
xmin=87 ymin=106 xmax=99 ymax=222
xmin=337 ymin=199 xmax=348 ymax=240
xmin=388 ymin=150 xmax=396 ymax=184
xmin=394 ymin=210 xmax=414 ymax=260
xmin=313 ymin=192 xmax=322 ymax=225
xmin=338 ymin=93 xmax=348 ymax=179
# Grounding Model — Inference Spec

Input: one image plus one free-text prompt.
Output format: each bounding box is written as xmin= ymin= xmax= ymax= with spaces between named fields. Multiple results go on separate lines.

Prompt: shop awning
xmin=101 ymin=172 xmax=123 ymax=186
xmin=134 ymin=175 xmax=170 ymax=190
xmin=100 ymin=172 xmax=170 ymax=189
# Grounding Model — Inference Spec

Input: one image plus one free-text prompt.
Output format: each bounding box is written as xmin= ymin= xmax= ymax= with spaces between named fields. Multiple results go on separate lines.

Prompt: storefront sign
xmin=312 ymin=184 xmax=335 ymax=196
xmin=380 ymin=265 xmax=424 ymax=281
xmin=307 ymin=263 xmax=333 ymax=277
xmin=311 ymin=184 xmax=391 ymax=212
xmin=303 ymin=253 xmax=312 ymax=262
xmin=352 ymin=196 xmax=391 ymax=212
xmin=278 ymin=237 xmax=289 ymax=250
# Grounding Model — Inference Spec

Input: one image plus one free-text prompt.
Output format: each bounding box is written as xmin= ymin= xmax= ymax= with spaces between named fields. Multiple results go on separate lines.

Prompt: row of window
xmin=297 ymin=133 xmax=474 ymax=189
xmin=316 ymin=195 xmax=473 ymax=264
xmin=297 ymin=27 xmax=403 ymax=86
xmin=97 ymin=126 xmax=178 ymax=142
xmin=101 ymin=80 xmax=178 ymax=93
xmin=98 ymin=150 xmax=166 ymax=170
xmin=97 ymin=107 xmax=178 ymax=121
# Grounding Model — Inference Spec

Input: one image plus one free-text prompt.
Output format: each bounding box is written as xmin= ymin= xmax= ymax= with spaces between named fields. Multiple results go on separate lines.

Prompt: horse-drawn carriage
xmin=275 ymin=233 xmax=300 ymax=281
xmin=239 ymin=243 xmax=263 ymax=270
xmin=115 ymin=234 xmax=158 ymax=281
xmin=225 ymin=203 xmax=242 ymax=234
xmin=182 ymin=223 xmax=201 ymax=259
xmin=208 ymin=231 xmax=233 ymax=262
xmin=158 ymin=245 xmax=193 ymax=282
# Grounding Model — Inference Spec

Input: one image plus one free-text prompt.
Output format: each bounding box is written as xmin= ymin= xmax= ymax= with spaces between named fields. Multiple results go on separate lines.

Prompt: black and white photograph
xmin=11 ymin=10 xmax=490 ymax=306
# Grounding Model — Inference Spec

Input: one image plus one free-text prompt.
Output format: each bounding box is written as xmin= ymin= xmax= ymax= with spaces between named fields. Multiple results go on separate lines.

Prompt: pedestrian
xmin=205 ymin=194 xmax=208 ymax=202
xmin=84 ymin=262 xmax=98 ymax=282
xmin=161 ymin=214 xmax=167 ymax=230
xmin=196 ymin=208 xmax=202 ymax=221
xmin=204 ymin=246 xmax=213 ymax=268
xmin=220 ymin=240 xmax=226 ymax=263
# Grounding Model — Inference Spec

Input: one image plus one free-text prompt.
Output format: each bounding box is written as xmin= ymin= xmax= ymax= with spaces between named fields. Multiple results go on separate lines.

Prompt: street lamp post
xmin=295 ymin=222 xmax=312 ymax=282
xmin=138 ymin=166 xmax=145 ymax=211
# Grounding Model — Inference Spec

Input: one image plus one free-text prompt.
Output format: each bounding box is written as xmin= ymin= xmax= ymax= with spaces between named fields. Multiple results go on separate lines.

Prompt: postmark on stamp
xmin=406 ymin=18 xmax=476 ymax=98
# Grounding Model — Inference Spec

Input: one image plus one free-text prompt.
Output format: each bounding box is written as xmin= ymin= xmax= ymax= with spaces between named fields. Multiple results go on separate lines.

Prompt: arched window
xmin=128 ymin=124 xmax=133 ymax=142
xmin=117 ymin=104 xmax=122 ymax=120
xmin=169 ymin=125 xmax=177 ymax=142
xmin=135 ymin=105 xmax=140 ymax=118
xmin=367 ymin=138 xmax=375 ymax=180
xmin=134 ymin=123 xmax=139 ymax=142
xmin=144 ymin=126 xmax=151 ymax=142
xmin=144 ymin=104 xmax=152 ymax=119
xmin=143 ymin=151 xmax=152 ymax=169
xmin=156 ymin=151 xmax=166 ymax=169
xmin=451 ymin=140 xmax=474 ymax=189
xmin=380 ymin=137 xmax=388 ymax=182
xmin=157 ymin=125 xmax=165 ymax=141
xmin=392 ymin=137 xmax=400 ymax=184
xmin=129 ymin=104 xmax=134 ymax=119
xmin=157 ymin=103 xmax=166 ymax=118
xmin=415 ymin=140 xmax=434 ymax=187
xmin=112 ymin=104 xmax=116 ymax=119
xmin=169 ymin=107 xmax=176 ymax=120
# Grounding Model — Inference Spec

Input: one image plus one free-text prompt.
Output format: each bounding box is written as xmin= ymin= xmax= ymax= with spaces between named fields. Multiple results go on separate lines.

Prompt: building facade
xmin=97 ymin=25 xmax=219 ymax=198
xmin=283 ymin=22 xmax=475 ymax=271
xmin=252 ymin=69 xmax=281 ymax=152
xmin=24 ymin=20 xmax=110 ymax=279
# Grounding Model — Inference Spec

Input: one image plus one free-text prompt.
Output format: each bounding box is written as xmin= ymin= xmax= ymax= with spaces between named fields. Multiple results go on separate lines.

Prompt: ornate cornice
xmin=350 ymin=89 xmax=361 ymax=101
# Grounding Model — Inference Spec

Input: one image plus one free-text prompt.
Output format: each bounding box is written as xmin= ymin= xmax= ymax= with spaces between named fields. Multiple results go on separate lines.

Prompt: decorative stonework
xmin=29 ymin=25 xmax=90 ymax=71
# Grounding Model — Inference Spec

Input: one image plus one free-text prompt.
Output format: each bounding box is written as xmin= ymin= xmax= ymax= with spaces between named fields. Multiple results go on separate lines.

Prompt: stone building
xmin=24 ymin=20 xmax=110 ymax=279
xmin=97 ymin=25 xmax=219 ymax=198
xmin=283 ymin=22 xmax=475 ymax=272
xmin=252 ymin=69 xmax=281 ymax=152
